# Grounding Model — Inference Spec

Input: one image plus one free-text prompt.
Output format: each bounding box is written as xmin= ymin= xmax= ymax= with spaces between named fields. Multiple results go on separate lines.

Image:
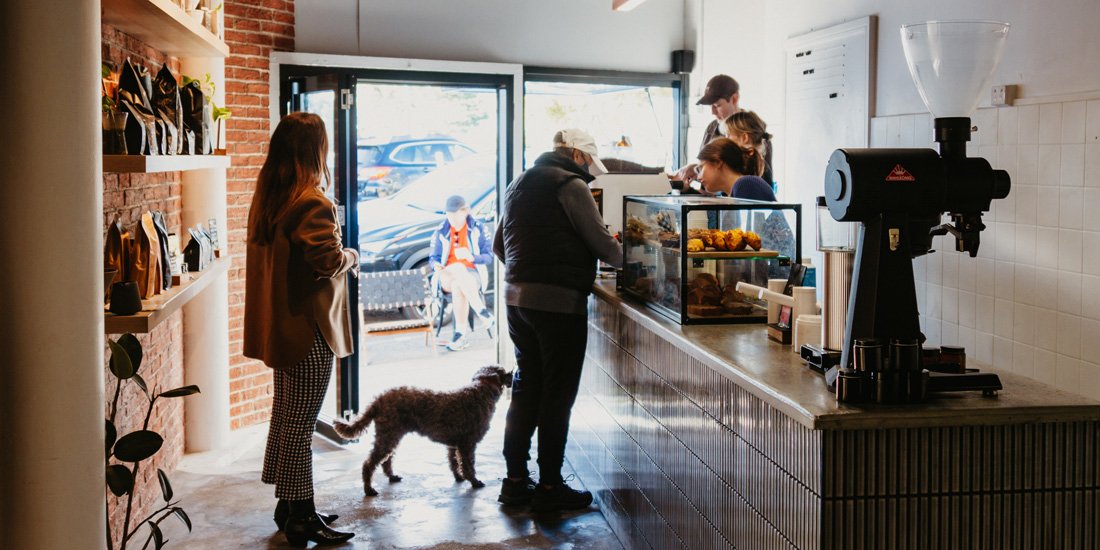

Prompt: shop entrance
xmin=279 ymin=62 xmax=517 ymax=432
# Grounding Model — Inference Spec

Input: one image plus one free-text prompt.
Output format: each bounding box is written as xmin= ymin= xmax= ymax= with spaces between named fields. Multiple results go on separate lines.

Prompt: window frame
xmin=522 ymin=66 xmax=688 ymax=172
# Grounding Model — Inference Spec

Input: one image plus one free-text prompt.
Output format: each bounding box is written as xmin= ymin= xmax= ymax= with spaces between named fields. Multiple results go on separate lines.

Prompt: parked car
xmin=358 ymin=154 xmax=497 ymax=320
xmin=357 ymin=137 xmax=476 ymax=199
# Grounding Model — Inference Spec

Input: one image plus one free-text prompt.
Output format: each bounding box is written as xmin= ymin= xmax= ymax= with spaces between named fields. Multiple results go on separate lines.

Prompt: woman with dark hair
xmin=695 ymin=137 xmax=774 ymax=200
xmin=244 ymin=112 xmax=357 ymax=546
xmin=724 ymin=110 xmax=774 ymax=184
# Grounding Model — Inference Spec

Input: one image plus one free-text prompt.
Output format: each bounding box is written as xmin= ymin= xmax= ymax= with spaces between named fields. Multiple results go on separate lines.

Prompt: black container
xmin=836 ymin=368 xmax=864 ymax=403
xmin=108 ymin=281 xmax=142 ymax=315
xmin=853 ymin=337 xmax=884 ymax=372
xmin=941 ymin=345 xmax=967 ymax=374
xmin=890 ymin=338 xmax=922 ymax=372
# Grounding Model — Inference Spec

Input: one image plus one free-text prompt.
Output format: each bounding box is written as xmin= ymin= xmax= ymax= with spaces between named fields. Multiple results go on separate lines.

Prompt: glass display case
xmin=621 ymin=195 xmax=802 ymax=324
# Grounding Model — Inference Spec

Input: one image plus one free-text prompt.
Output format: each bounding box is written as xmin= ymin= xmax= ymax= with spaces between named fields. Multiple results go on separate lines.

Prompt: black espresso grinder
xmin=821 ymin=20 xmax=1013 ymax=404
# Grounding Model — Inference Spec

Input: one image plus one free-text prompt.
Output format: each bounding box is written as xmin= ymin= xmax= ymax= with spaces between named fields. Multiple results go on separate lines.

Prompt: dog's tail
xmin=333 ymin=404 xmax=377 ymax=439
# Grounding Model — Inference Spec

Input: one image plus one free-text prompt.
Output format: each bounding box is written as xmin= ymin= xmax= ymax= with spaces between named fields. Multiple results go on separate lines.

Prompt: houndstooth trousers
xmin=261 ymin=329 xmax=334 ymax=500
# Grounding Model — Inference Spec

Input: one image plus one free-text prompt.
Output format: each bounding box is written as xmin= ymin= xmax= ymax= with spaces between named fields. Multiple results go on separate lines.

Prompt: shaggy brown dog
xmin=333 ymin=365 xmax=513 ymax=496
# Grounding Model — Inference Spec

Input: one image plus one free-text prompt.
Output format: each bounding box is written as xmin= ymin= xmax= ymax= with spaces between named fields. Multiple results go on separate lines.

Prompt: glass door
xmin=281 ymin=65 xmax=515 ymax=433
xmin=281 ymin=68 xmax=361 ymax=431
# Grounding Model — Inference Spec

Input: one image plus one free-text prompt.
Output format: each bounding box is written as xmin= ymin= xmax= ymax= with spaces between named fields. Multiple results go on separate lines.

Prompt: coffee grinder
xmin=822 ymin=21 xmax=1012 ymax=403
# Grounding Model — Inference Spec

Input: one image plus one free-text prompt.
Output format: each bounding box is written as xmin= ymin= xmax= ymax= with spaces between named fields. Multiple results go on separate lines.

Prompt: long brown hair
xmin=697 ymin=137 xmax=761 ymax=178
xmin=724 ymin=111 xmax=771 ymax=170
xmin=248 ymin=112 xmax=331 ymax=245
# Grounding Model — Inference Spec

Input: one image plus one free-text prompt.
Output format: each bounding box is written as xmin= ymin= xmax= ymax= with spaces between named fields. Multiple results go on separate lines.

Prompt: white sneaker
xmin=447 ymin=332 xmax=470 ymax=351
xmin=478 ymin=309 xmax=497 ymax=333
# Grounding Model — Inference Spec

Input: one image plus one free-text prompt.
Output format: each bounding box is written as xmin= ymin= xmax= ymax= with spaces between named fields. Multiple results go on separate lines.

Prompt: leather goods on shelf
xmin=132 ymin=212 xmax=163 ymax=299
xmin=184 ymin=226 xmax=208 ymax=272
xmin=181 ymin=80 xmax=212 ymax=155
xmin=151 ymin=211 xmax=173 ymax=290
xmin=119 ymin=59 xmax=160 ymax=155
xmin=152 ymin=64 xmax=182 ymax=155
xmin=104 ymin=220 xmax=129 ymax=300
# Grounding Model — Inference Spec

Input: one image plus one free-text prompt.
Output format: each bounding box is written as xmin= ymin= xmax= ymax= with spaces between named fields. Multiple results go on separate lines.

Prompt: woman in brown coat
xmin=244 ymin=112 xmax=357 ymax=546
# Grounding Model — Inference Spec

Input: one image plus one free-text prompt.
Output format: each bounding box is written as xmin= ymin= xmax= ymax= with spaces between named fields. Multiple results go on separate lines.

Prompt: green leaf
xmin=106 ymin=464 xmax=134 ymax=497
xmin=112 ymin=430 xmax=163 ymax=462
xmin=108 ymin=339 xmax=134 ymax=380
xmin=105 ymin=420 xmax=117 ymax=459
xmin=159 ymin=385 xmax=200 ymax=398
xmin=132 ymin=374 xmax=150 ymax=398
xmin=117 ymin=333 xmax=144 ymax=374
xmin=156 ymin=468 xmax=173 ymax=502
xmin=172 ymin=508 xmax=192 ymax=532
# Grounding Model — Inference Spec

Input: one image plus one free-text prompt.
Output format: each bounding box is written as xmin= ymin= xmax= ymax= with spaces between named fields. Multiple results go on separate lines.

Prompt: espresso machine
xmin=821 ymin=21 xmax=1012 ymax=404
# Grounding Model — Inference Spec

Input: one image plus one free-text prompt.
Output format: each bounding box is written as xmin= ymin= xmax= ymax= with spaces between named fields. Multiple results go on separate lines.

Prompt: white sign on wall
xmin=784 ymin=15 xmax=876 ymax=270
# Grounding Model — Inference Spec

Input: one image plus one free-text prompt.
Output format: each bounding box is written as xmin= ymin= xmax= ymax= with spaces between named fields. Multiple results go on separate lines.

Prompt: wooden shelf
xmin=103 ymin=154 xmax=230 ymax=173
xmin=105 ymin=256 xmax=230 ymax=334
xmin=102 ymin=0 xmax=229 ymax=58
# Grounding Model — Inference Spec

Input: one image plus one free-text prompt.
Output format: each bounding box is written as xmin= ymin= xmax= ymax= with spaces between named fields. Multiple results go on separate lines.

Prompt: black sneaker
xmin=531 ymin=481 xmax=593 ymax=512
xmin=497 ymin=476 xmax=537 ymax=505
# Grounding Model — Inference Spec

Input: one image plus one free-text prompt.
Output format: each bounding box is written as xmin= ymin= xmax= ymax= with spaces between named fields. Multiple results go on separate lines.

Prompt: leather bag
xmin=131 ymin=212 xmax=163 ymax=298
xmin=152 ymin=65 xmax=183 ymax=155
xmin=181 ymin=81 xmax=212 ymax=155
xmin=119 ymin=59 xmax=160 ymax=155
xmin=104 ymin=220 xmax=130 ymax=300
xmin=151 ymin=211 xmax=173 ymax=290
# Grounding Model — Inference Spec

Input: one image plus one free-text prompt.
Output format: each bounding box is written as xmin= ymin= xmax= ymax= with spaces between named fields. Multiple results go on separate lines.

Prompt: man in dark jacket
xmin=493 ymin=128 xmax=623 ymax=512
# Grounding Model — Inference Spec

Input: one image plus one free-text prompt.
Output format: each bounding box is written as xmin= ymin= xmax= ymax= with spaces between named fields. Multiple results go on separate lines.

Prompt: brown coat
xmin=243 ymin=188 xmax=356 ymax=369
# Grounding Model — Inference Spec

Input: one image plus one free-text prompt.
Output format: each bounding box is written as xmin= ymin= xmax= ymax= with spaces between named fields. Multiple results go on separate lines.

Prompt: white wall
xmin=296 ymin=0 xmax=687 ymax=73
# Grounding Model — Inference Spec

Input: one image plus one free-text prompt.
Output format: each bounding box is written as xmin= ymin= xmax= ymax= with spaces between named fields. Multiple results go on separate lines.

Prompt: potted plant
xmin=105 ymin=334 xmax=200 ymax=550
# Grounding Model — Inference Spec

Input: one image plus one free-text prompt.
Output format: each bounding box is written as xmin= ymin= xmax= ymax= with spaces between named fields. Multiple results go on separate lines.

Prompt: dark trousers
xmin=261 ymin=329 xmax=334 ymax=500
xmin=502 ymin=305 xmax=588 ymax=485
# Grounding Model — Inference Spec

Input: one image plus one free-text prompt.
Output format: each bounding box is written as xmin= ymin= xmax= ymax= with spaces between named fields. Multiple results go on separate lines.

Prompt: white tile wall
xmin=874 ymin=101 xmax=1100 ymax=402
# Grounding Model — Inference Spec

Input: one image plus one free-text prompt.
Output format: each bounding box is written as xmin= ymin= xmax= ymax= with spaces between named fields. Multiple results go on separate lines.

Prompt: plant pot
xmin=108 ymin=281 xmax=142 ymax=315
xmin=102 ymin=112 xmax=129 ymax=155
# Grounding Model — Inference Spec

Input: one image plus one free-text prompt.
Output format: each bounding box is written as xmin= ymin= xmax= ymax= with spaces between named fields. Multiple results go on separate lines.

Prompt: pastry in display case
xmin=621 ymin=195 xmax=801 ymax=324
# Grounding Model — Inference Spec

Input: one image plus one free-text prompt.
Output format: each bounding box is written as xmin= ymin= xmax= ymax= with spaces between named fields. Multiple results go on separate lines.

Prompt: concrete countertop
xmin=592 ymin=280 xmax=1100 ymax=430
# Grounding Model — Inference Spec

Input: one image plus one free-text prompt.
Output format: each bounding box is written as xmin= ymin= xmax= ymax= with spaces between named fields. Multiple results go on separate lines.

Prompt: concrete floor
xmin=165 ymin=319 xmax=623 ymax=549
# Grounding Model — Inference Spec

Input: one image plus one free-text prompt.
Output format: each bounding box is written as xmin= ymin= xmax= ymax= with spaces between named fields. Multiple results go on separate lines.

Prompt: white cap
xmin=557 ymin=128 xmax=608 ymax=176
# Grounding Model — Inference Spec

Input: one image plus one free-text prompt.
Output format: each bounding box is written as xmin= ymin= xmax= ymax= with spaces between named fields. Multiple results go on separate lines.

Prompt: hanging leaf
xmin=112 ymin=430 xmax=163 ymax=462
xmin=149 ymin=522 xmax=165 ymax=549
xmin=159 ymin=385 xmax=200 ymax=398
xmin=107 ymin=340 xmax=134 ymax=380
xmin=106 ymin=464 xmax=134 ymax=497
xmin=132 ymin=373 xmax=150 ymax=398
xmin=116 ymin=333 xmax=143 ymax=374
xmin=157 ymin=468 xmax=174 ymax=502
xmin=171 ymin=508 xmax=192 ymax=532
xmin=105 ymin=420 xmax=117 ymax=459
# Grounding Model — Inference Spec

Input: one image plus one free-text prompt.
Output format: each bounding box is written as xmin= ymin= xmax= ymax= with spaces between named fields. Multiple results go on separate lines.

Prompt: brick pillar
xmin=224 ymin=0 xmax=295 ymax=429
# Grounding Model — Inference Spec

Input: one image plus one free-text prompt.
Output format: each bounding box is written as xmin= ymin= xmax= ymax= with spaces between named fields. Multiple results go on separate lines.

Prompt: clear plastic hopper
xmin=900 ymin=21 xmax=1010 ymax=118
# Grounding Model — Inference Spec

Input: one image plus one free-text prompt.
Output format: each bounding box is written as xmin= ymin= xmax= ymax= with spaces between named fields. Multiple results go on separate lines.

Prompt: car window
xmin=358 ymin=146 xmax=383 ymax=166
xmin=429 ymin=143 xmax=452 ymax=164
xmin=450 ymin=144 xmax=475 ymax=161
xmin=389 ymin=143 xmax=420 ymax=164
xmin=398 ymin=155 xmax=495 ymax=214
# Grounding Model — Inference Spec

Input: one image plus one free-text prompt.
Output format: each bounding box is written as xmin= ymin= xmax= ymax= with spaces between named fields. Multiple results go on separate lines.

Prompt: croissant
xmin=725 ymin=229 xmax=745 ymax=251
xmin=744 ymin=230 xmax=762 ymax=251
xmin=687 ymin=238 xmax=705 ymax=252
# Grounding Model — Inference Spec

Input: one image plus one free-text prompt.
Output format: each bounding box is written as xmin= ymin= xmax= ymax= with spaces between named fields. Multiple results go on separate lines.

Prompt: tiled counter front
xmin=566 ymin=283 xmax=1100 ymax=549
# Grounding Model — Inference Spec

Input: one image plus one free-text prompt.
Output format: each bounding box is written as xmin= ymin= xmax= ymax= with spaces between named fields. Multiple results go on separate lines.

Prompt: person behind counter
xmin=724 ymin=110 xmax=774 ymax=185
xmin=493 ymin=128 xmax=623 ymax=512
xmin=673 ymin=74 xmax=743 ymax=184
xmin=696 ymin=137 xmax=772 ymax=199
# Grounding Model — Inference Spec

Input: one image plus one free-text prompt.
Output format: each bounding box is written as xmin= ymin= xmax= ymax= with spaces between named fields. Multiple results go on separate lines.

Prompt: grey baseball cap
xmin=444 ymin=195 xmax=467 ymax=213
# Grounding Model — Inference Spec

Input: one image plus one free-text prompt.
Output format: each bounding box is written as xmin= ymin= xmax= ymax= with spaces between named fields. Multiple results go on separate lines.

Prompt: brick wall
xmin=101 ymin=24 xmax=186 ymax=544
xmin=224 ymin=0 xmax=295 ymax=429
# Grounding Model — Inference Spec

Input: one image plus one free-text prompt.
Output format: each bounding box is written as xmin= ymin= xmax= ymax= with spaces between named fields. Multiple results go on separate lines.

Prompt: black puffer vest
xmin=502 ymin=152 xmax=597 ymax=292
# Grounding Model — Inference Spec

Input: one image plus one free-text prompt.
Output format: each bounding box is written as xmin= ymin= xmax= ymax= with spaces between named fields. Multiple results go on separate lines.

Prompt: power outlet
xmin=991 ymin=84 xmax=1017 ymax=106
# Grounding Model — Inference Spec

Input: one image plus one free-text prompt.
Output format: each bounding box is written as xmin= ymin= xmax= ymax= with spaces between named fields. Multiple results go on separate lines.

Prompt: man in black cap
xmin=675 ymin=74 xmax=743 ymax=184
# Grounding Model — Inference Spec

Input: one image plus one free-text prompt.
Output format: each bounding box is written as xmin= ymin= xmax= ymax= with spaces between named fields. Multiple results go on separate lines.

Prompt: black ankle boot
xmin=283 ymin=499 xmax=354 ymax=547
xmin=273 ymin=499 xmax=340 ymax=531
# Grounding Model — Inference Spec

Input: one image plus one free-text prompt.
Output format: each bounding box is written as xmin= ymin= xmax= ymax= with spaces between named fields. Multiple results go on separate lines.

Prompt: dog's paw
xmin=453 ymin=475 xmax=465 ymax=483
xmin=469 ymin=479 xmax=485 ymax=489
xmin=364 ymin=486 xmax=378 ymax=497
xmin=388 ymin=475 xmax=402 ymax=483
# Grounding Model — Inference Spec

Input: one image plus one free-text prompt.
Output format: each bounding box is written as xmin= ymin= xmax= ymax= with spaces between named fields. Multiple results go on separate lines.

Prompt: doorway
xmin=276 ymin=56 xmax=520 ymax=430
